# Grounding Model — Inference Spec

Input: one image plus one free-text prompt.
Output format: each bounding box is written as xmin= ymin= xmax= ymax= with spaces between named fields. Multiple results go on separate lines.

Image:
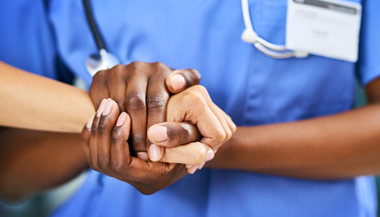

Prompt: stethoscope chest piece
xmin=86 ymin=49 xmax=119 ymax=77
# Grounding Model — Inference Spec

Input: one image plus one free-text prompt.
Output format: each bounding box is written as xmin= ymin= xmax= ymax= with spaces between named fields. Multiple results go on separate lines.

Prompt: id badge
xmin=286 ymin=0 xmax=362 ymax=62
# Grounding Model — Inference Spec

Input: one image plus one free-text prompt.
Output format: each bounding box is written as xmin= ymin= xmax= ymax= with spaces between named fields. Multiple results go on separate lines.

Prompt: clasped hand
xmin=80 ymin=62 xmax=235 ymax=194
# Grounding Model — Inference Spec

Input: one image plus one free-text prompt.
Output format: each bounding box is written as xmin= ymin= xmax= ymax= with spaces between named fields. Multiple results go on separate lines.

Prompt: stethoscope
xmin=83 ymin=0 xmax=309 ymax=76
xmin=83 ymin=0 xmax=119 ymax=76
xmin=240 ymin=0 xmax=309 ymax=59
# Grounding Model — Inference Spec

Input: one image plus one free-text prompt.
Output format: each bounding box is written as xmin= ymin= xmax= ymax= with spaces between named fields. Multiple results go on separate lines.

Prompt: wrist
xmin=205 ymin=126 xmax=246 ymax=169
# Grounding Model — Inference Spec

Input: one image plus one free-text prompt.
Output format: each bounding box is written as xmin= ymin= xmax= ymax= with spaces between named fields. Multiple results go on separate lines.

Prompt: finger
xmin=159 ymin=142 xmax=214 ymax=164
xmin=198 ymin=161 xmax=206 ymax=170
xmin=81 ymin=115 xmax=94 ymax=160
xmin=165 ymin=69 xmax=201 ymax=93
xmin=125 ymin=74 xmax=148 ymax=154
xmin=96 ymin=99 xmax=120 ymax=171
xmin=108 ymin=69 xmax=127 ymax=112
xmin=223 ymin=112 xmax=237 ymax=134
xmin=169 ymin=99 xmax=224 ymax=151
xmin=214 ymin=105 xmax=236 ymax=134
xmin=208 ymin=104 xmax=231 ymax=150
xmin=136 ymin=152 xmax=149 ymax=161
xmin=147 ymin=122 xmax=201 ymax=147
xmin=186 ymin=158 xmax=207 ymax=174
xmin=89 ymin=71 xmax=110 ymax=108
xmin=89 ymin=98 xmax=107 ymax=170
xmin=146 ymin=74 xmax=169 ymax=159
xmin=147 ymin=144 xmax=164 ymax=162
xmin=126 ymin=158 xmax=186 ymax=183
xmin=110 ymin=112 xmax=132 ymax=174
xmin=186 ymin=165 xmax=199 ymax=174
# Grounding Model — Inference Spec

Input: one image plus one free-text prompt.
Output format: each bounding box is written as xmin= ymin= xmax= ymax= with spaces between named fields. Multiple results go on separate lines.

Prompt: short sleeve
xmin=0 ymin=1 xmax=57 ymax=79
xmin=358 ymin=0 xmax=380 ymax=86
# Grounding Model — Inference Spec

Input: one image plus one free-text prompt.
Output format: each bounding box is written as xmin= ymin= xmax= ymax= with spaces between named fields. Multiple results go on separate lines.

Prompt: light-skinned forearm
xmin=0 ymin=62 xmax=92 ymax=201
xmin=0 ymin=62 xmax=94 ymax=133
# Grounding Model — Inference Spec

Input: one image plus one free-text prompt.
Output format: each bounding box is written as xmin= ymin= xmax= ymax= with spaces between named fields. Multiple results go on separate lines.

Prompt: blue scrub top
xmin=5 ymin=0 xmax=380 ymax=216
xmin=0 ymin=1 xmax=56 ymax=79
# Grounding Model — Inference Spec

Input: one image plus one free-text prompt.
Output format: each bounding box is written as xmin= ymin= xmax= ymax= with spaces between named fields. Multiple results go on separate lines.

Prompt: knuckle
xmin=182 ymin=91 xmax=202 ymax=104
xmin=111 ymin=65 xmax=128 ymax=77
xmin=194 ymin=85 xmax=208 ymax=95
xmin=131 ymin=61 xmax=144 ymax=65
xmin=127 ymin=62 xmax=143 ymax=74
xmin=128 ymin=61 xmax=141 ymax=67
xmin=147 ymin=95 xmax=167 ymax=110
xmin=128 ymin=61 xmax=146 ymax=71
xmin=152 ymin=62 xmax=170 ymax=77
xmin=93 ymin=69 xmax=106 ymax=80
xmin=111 ymin=64 xmax=125 ymax=72
xmin=231 ymin=123 xmax=237 ymax=133
xmin=111 ymin=134 xmax=120 ymax=145
xmin=225 ymin=129 xmax=232 ymax=140
xmin=125 ymin=92 xmax=146 ymax=111
xmin=97 ymin=122 xmax=106 ymax=134
xmin=216 ymin=130 xmax=226 ymax=142
xmin=90 ymin=125 xmax=98 ymax=135
xmin=181 ymin=95 xmax=203 ymax=111
xmin=182 ymin=87 xmax=208 ymax=106
xmin=153 ymin=62 xmax=168 ymax=70
xmin=111 ymin=128 xmax=123 ymax=144
xmin=132 ymin=134 xmax=144 ymax=145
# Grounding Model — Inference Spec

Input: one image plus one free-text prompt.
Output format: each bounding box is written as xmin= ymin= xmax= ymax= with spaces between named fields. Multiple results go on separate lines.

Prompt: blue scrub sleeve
xmin=358 ymin=0 xmax=380 ymax=86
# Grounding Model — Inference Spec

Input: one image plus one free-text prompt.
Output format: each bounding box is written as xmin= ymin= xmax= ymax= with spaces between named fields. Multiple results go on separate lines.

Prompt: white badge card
xmin=286 ymin=0 xmax=362 ymax=62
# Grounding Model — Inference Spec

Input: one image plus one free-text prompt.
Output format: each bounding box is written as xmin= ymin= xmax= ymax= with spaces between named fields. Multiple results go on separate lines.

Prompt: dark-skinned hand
xmin=89 ymin=62 xmax=201 ymax=160
xmin=81 ymin=99 xmax=202 ymax=194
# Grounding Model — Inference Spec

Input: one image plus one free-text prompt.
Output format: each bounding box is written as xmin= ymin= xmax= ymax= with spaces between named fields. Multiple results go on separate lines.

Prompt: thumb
xmin=165 ymin=69 xmax=201 ymax=93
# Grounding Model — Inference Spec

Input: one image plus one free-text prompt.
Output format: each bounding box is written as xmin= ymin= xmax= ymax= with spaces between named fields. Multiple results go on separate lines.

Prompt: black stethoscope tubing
xmin=83 ymin=0 xmax=107 ymax=53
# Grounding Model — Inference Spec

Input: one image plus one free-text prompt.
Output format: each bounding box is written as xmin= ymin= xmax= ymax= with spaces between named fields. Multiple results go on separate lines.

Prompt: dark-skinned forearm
xmin=207 ymin=78 xmax=380 ymax=180
xmin=0 ymin=128 xmax=87 ymax=202
xmin=208 ymin=104 xmax=380 ymax=180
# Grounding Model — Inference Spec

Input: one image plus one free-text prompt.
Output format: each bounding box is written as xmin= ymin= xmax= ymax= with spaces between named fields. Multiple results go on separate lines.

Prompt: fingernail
xmin=149 ymin=144 xmax=162 ymax=161
xmin=116 ymin=112 xmax=127 ymax=127
xmin=169 ymin=74 xmax=186 ymax=91
xmin=188 ymin=166 xmax=198 ymax=174
xmin=103 ymin=99 xmax=114 ymax=116
xmin=185 ymin=164 xmax=193 ymax=169
xmin=198 ymin=162 xmax=206 ymax=170
xmin=148 ymin=125 xmax=168 ymax=142
xmin=136 ymin=152 xmax=149 ymax=161
xmin=96 ymin=99 xmax=107 ymax=117
xmin=86 ymin=116 xmax=94 ymax=129
xmin=206 ymin=150 xmax=215 ymax=161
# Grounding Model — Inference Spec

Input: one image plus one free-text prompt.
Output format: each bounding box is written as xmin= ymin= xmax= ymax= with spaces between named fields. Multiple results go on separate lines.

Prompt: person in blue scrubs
xmin=2 ymin=0 xmax=380 ymax=217
xmin=43 ymin=0 xmax=380 ymax=217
